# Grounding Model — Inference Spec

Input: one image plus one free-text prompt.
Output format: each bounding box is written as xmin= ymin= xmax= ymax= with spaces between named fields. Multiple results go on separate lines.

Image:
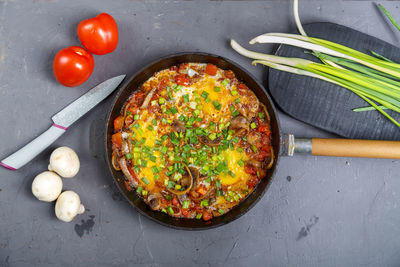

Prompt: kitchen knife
xmin=0 ymin=75 xmax=126 ymax=170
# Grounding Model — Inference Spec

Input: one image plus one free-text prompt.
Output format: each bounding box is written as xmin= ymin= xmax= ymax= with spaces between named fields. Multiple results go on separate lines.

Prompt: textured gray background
xmin=1 ymin=0 xmax=400 ymax=266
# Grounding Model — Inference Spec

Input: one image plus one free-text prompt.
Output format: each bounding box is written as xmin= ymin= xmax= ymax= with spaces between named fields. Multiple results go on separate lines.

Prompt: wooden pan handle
xmin=312 ymin=138 xmax=400 ymax=159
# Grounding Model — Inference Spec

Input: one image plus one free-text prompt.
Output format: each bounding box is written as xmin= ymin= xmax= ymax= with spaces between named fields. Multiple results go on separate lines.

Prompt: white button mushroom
xmin=31 ymin=171 xmax=63 ymax=202
xmin=55 ymin=191 xmax=85 ymax=222
xmin=48 ymin=146 xmax=80 ymax=178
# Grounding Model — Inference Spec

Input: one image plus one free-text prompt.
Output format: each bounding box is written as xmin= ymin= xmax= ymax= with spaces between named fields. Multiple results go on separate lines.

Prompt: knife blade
xmin=0 ymin=75 xmax=126 ymax=170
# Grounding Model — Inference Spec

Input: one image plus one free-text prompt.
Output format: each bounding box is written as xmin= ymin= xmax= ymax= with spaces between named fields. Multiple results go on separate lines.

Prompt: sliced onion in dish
xmin=119 ymin=157 xmax=138 ymax=188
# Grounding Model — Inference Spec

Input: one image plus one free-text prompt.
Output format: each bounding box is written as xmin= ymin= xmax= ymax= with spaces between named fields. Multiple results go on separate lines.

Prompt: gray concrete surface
xmin=1 ymin=0 xmax=400 ymax=266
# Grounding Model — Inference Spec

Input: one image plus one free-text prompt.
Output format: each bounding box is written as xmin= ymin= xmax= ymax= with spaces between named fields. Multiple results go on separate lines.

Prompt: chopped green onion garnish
xmin=217 ymin=189 xmax=223 ymax=196
xmin=141 ymin=177 xmax=150 ymax=185
xmin=231 ymin=90 xmax=238 ymax=96
xmin=134 ymin=114 xmax=139 ymax=120
xmin=183 ymin=94 xmax=189 ymax=103
xmin=232 ymin=110 xmax=239 ymax=117
xmin=251 ymin=145 xmax=258 ymax=152
xmin=179 ymin=115 xmax=186 ymax=122
xmin=167 ymin=181 xmax=175 ymax=188
xmin=216 ymin=180 xmax=221 ymax=188
xmin=196 ymin=213 xmax=202 ymax=219
xmin=152 ymin=119 xmax=158 ymax=125
xmin=158 ymin=97 xmax=165 ymax=105
xmin=151 ymin=166 xmax=159 ymax=174
xmin=237 ymin=160 xmax=244 ymax=167
xmin=126 ymin=111 xmax=132 ymax=116
xmin=169 ymin=107 xmax=178 ymax=114
xmin=250 ymin=122 xmax=257 ymax=129
xmin=125 ymin=153 xmax=132 ymax=160
xmin=208 ymin=133 xmax=217 ymax=141
xmin=133 ymin=166 xmax=140 ymax=173
xmin=182 ymin=144 xmax=192 ymax=152
xmin=173 ymin=172 xmax=182 ymax=181
xmin=182 ymin=200 xmax=190 ymax=209
xmin=222 ymin=79 xmax=229 ymax=86
xmin=136 ymin=186 xmax=143 ymax=195
xmin=200 ymin=199 xmax=209 ymax=207
xmin=214 ymin=86 xmax=221 ymax=92
xmin=168 ymin=206 xmax=174 ymax=215
xmin=165 ymin=195 xmax=172 ymax=200
xmin=234 ymin=98 xmax=240 ymax=104
xmin=213 ymin=101 xmax=221 ymax=110
xmin=201 ymin=91 xmax=209 ymax=99
xmin=218 ymin=209 xmax=224 ymax=214
xmin=258 ymin=112 xmax=264 ymax=119
xmin=175 ymin=184 xmax=182 ymax=190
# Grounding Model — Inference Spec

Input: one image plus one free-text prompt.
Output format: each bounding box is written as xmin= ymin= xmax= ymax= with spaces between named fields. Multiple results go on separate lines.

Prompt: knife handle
xmin=0 ymin=124 xmax=67 ymax=170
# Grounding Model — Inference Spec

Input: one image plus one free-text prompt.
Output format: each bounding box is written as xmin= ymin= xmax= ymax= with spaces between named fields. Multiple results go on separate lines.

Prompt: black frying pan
xmin=105 ymin=53 xmax=281 ymax=230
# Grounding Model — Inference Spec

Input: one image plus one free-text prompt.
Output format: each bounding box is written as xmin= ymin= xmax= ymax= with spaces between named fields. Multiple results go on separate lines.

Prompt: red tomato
xmin=238 ymin=83 xmax=248 ymax=90
xmin=246 ymin=176 xmax=259 ymax=189
xmin=258 ymin=125 xmax=270 ymax=133
xmin=175 ymin=74 xmax=191 ymax=86
xmin=172 ymin=196 xmax=180 ymax=207
xmin=77 ymin=13 xmax=119 ymax=55
xmin=53 ymin=46 xmax=94 ymax=87
xmin=254 ymin=150 xmax=268 ymax=161
xmin=205 ymin=64 xmax=218 ymax=76
xmin=113 ymin=116 xmax=124 ymax=130
xmin=196 ymin=185 xmax=207 ymax=195
xmin=128 ymin=91 xmax=145 ymax=107
xmin=181 ymin=209 xmax=190 ymax=218
xmin=224 ymin=70 xmax=235 ymax=79
xmin=244 ymin=164 xmax=257 ymax=175
xmin=202 ymin=211 xmax=212 ymax=221
xmin=111 ymin=132 xmax=122 ymax=148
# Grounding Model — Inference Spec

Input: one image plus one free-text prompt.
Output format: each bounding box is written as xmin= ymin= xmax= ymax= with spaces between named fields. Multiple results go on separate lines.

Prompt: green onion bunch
xmin=231 ymin=0 xmax=400 ymax=128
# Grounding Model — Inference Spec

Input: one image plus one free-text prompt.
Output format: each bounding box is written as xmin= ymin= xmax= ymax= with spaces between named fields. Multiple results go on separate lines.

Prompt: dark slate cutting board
xmin=268 ymin=22 xmax=400 ymax=140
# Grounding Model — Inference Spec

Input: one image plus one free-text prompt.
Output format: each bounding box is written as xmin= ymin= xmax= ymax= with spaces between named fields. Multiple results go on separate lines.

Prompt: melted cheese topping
xmin=118 ymin=62 xmax=271 ymax=218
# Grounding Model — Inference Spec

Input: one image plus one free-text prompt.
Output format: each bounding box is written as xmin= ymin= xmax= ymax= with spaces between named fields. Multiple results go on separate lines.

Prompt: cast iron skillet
xmin=105 ymin=53 xmax=280 ymax=230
